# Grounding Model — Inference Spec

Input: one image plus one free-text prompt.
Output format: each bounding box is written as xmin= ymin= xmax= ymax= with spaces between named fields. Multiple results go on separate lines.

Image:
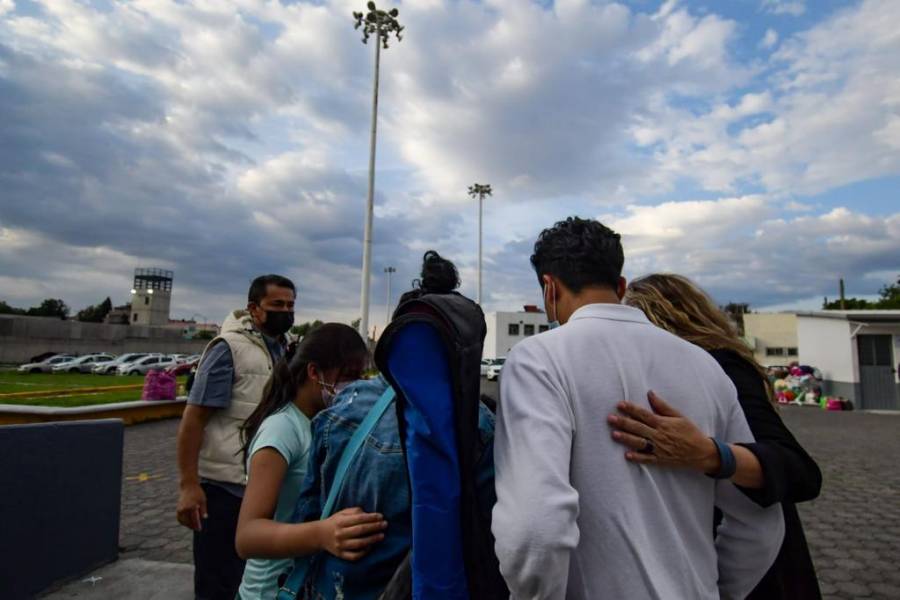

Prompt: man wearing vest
xmin=176 ymin=274 xmax=297 ymax=600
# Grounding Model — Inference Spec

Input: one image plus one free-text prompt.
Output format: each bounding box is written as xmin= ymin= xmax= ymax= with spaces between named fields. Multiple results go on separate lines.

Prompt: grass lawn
xmin=0 ymin=371 xmax=146 ymax=394
xmin=0 ymin=371 xmax=187 ymax=407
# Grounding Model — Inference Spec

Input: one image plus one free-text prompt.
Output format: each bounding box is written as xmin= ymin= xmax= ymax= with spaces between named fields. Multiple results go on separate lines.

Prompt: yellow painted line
xmin=126 ymin=472 xmax=161 ymax=483
xmin=0 ymin=384 xmax=143 ymax=400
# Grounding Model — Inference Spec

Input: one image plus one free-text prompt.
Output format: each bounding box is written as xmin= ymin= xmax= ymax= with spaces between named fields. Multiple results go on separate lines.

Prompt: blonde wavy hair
xmin=624 ymin=273 xmax=773 ymax=403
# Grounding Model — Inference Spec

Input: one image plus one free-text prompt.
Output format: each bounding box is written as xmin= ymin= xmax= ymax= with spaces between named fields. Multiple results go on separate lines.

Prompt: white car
xmin=17 ymin=355 xmax=75 ymax=373
xmin=486 ymin=358 xmax=506 ymax=381
xmin=93 ymin=353 xmax=152 ymax=374
xmin=117 ymin=355 xmax=176 ymax=376
xmin=52 ymin=353 xmax=116 ymax=374
xmin=480 ymin=359 xmax=492 ymax=377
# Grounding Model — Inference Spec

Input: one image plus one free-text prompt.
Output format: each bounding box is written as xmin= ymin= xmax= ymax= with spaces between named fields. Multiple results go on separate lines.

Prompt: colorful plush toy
xmin=774 ymin=378 xmax=788 ymax=392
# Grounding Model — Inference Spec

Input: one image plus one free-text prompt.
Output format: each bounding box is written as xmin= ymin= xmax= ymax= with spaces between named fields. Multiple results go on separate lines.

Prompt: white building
xmin=796 ymin=310 xmax=900 ymax=410
xmin=743 ymin=313 xmax=799 ymax=366
xmin=483 ymin=307 xmax=550 ymax=359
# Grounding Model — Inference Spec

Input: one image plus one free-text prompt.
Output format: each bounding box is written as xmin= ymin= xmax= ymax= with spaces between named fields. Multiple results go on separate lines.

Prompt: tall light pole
xmin=384 ymin=266 xmax=396 ymax=325
xmin=468 ymin=183 xmax=492 ymax=305
xmin=353 ymin=2 xmax=404 ymax=339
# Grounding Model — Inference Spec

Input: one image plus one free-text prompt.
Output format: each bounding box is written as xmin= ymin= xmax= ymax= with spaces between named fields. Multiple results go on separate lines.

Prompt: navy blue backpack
xmin=374 ymin=291 xmax=508 ymax=600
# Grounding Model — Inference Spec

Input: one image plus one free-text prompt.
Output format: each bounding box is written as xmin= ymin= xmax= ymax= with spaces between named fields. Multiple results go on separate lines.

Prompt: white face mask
xmin=544 ymin=280 xmax=560 ymax=329
xmin=318 ymin=372 xmax=352 ymax=407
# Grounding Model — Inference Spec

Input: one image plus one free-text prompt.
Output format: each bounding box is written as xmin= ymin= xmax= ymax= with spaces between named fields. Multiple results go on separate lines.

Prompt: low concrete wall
xmin=0 ymin=314 xmax=209 ymax=363
xmin=0 ymin=399 xmax=186 ymax=426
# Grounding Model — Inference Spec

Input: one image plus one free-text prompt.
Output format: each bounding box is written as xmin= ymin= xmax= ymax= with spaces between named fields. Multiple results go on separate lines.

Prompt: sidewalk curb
xmin=0 ymin=398 xmax=186 ymax=426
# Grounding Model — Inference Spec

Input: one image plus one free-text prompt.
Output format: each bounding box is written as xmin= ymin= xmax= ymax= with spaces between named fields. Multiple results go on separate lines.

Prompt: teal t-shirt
xmin=238 ymin=403 xmax=312 ymax=600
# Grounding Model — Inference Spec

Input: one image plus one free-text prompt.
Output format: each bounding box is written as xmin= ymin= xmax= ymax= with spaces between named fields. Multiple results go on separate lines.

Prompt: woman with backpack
xmin=608 ymin=273 xmax=822 ymax=600
xmin=235 ymin=323 xmax=388 ymax=600
xmin=272 ymin=250 xmax=499 ymax=600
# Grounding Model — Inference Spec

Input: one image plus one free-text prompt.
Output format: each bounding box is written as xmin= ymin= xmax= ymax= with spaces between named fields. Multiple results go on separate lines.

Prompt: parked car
xmin=17 ymin=355 xmax=75 ymax=373
xmin=168 ymin=354 xmax=190 ymax=363
xmin=28 ymin=351 xmax=61 ymax=364
xmin=51 ymin=353 xmax=116 ymax=374
xmin=117 ymin=355 xmax=177 ymax=376
xmin=481 ymin=359 xmax=492 ymax=377
xmin=486 ymin=358 xmax=506 ymax=381
xmin=166 ymin=357 xmax=200 ymax=376
xmin=93 ymin=353 xmax=151 ymax=374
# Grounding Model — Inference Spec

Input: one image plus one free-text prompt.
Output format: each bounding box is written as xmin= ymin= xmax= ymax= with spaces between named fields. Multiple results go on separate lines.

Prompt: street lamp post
xmin=468 ymin=183 xmax=492 ymax=305
xmin=384 ymin=266 xmax=396 ymax=325
xmin=353 ymin=2 xmax=404 ymax=339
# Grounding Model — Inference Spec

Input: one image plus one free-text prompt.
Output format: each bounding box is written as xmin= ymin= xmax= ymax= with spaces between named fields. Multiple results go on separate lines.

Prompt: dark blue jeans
xmin=193 ymin=483 xmax=245 ymax=600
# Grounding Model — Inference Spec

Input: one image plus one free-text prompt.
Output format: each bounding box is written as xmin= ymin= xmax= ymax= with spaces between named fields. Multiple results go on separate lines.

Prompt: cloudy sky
xmin=1 ymin=0 xmax=898 ymax=330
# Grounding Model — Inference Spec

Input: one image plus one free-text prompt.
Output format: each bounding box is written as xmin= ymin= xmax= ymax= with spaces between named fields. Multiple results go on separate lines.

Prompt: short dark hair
xmin=248 ymin=274 xmax=296 ymax=304
xmin=530 ymin=217 xmax=623 ymax=292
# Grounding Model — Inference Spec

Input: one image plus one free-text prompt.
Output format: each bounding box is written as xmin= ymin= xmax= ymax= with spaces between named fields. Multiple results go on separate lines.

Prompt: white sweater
xmin=492 ymin=303 xmax=784 ymax=600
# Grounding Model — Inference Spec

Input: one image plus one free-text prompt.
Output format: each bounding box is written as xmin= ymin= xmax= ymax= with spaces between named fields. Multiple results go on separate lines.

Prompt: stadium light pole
xmin=353 ymin=2 xmax=404 ymax=339
xmin=468 ymin=183 xmax=492 ymax=305
xmin=384 ymin=266 xmax=396 ymax=326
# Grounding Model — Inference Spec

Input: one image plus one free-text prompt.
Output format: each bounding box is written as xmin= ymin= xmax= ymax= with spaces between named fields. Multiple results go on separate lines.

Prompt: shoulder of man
xmin=195 ymin=340 xmax=234 ymax=372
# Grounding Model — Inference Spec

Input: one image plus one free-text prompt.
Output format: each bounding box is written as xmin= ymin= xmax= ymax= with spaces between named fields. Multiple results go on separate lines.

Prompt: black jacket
xmin=710 ymin=349 xmax=822 ymax=600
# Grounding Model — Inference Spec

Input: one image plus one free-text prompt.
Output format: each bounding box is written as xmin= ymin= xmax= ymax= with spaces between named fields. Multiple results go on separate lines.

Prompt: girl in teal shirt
xmin=236 ymin=323 xmax=387 ymax=600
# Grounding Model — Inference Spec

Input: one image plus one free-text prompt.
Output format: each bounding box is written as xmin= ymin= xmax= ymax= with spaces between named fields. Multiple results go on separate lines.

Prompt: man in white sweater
xmin=492 ymin=217 xmax=784 ymax=600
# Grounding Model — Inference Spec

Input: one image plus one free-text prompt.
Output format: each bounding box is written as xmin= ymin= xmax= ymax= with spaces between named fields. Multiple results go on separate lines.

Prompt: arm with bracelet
xmin=608 ymin=390 xmax=764 ymax=486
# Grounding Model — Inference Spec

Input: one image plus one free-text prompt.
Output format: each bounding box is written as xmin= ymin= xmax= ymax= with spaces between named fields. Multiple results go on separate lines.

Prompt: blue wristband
xmin=707 ymin=438 xmax=737 ymax=480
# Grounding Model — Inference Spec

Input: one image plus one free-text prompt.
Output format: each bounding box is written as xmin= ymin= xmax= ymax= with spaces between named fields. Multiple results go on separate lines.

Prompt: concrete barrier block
xmin=0 ymin=419 xmax=123 ymax=599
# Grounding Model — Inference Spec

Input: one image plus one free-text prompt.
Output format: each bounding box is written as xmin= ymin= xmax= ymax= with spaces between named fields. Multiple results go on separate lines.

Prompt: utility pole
xmin=839 ymin=278 xmax=846 ymax=310
xmin=468 ymin=183 xmax=492 ymax=305
xmin=353 ymin=2 xmax=404 ymax=339
xmin=384 ymin=266 xmax=396 ymax=325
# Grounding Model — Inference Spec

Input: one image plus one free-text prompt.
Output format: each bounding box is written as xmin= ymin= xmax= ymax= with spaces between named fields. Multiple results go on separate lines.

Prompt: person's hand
xmin=607 ymin=391 xmax=720 ymax=474
xmin=319 ymin=507 xmax=388 ymax=561
xmin=176 ymin=483 xmax=207 ymax=531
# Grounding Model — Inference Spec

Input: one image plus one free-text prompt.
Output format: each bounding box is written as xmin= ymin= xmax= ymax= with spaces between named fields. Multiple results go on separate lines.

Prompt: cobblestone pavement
xmin=121 ymin=404 xmax=899 ymax=598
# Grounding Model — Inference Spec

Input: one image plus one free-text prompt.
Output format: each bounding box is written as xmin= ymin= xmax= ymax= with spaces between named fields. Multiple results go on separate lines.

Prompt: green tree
xmin=822 ymin=297 xmax=873 ymax=309
xmin=822 ymin=275 xmax=900 ymax=309
xmin=76 ymin=297 xmax=114 ymax=322
xmin=27 ymin=298 xmax=69 ymax=319
xmin=876 ymin=276 xmax=900 ymax=309
xmin=721 ymin=302 xmax=750 ymax=335
xmin=0 ymin=300 xmax=26 ymax=315
xmin=291 ymin=320 xmax=324 ymax=338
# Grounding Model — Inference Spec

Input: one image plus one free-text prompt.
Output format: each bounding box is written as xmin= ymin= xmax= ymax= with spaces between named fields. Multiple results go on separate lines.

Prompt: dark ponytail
xmin=240 ymin=322 xmax=368 ymax=466
xmin=419 ymin=250 xmax=460 ymax=294
xmin=398 ymin=250 xmax=461 ymax=309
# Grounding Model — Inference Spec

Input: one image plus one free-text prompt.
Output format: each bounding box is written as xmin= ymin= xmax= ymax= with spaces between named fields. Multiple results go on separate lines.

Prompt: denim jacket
xmin=294 ymin=376 xmax=496 ymax=600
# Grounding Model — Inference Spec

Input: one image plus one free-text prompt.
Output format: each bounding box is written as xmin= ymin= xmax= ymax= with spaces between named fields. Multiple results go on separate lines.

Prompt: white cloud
xmin=620 ymin=200 xmax=900 ymax=305
xmin=760 ymin=28 xmax=779 ymax=50
xmin=0 ymin=0 xmax=897 ymax=322
xmin=761 ymin=1 xmax=806 ymax=17
xmin=635 ymin=0 xmax=900 ymax=196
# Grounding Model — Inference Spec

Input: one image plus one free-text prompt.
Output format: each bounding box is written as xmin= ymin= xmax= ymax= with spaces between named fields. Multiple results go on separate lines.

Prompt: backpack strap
xmin=277 ymin=385 xmax=397 ymax=600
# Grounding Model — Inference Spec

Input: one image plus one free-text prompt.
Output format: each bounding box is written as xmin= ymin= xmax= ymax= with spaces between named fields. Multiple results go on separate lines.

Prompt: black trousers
xmin=193 ymin=483 xmax=246 ymax=600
